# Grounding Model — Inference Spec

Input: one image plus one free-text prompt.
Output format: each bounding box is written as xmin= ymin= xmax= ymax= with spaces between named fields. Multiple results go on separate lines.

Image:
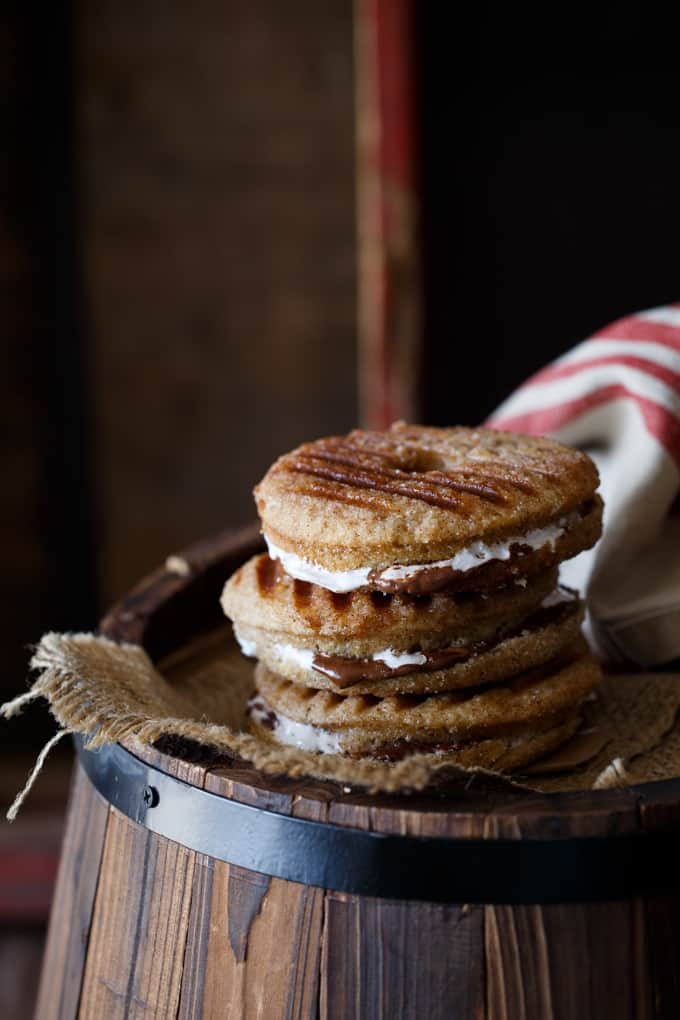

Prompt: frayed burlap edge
xmin=5 ymin=632 xmax=680 ymax=819
xmin=1 ymin=632 xmax=533 ymax=818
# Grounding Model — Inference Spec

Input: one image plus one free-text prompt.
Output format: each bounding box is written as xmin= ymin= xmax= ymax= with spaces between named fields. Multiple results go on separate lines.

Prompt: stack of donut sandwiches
xmin=221 ymin=423 xmax=603 ymax=772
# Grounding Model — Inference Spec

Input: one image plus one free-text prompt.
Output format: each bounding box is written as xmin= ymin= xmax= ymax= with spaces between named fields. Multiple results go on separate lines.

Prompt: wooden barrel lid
xmin=97 ymin=525 xmax=680 ymax=859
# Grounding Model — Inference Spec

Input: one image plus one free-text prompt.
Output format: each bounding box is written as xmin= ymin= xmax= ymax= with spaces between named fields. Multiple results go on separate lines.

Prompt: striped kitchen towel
xmin=487 ymin=304 xmax=680 ymax=667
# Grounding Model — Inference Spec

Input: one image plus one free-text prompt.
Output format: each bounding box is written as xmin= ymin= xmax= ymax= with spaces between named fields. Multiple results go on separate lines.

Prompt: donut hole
xmin=396 ymin=447 xmax=447 ymax=474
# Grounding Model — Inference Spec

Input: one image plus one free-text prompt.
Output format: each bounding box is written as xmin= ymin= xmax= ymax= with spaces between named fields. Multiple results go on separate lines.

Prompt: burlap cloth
xmin=4 ymin=628 xmax=680 ymax=816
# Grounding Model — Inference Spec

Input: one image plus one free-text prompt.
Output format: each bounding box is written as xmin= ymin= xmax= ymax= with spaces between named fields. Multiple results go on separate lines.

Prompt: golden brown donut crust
xmin=222 ymin=554 xmax=559 ymax=652
xmin=239 ymin=599 xmax=584 ymax=696
xmin=250 ymin=710 xmax=583 ymax=771
xmin=255 ymin=423 xmax=601 ymax=574
xmin=254 ymin=646 xmax=600 ymax=741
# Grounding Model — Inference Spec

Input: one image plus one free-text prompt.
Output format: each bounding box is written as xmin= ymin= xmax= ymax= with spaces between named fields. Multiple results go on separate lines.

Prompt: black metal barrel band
xmin=76 ymin=737 xmax=680 ymax=905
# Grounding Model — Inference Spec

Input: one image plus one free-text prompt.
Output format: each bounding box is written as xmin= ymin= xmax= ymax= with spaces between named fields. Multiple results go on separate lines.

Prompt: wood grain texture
xmin=172 ymin=757 xmax=213 ymax=1020
xmin=195 ymin=768 xmax=326 ymax=1019
xmin=485 ymin=901 xmax=652 ymax=1020
xmin=34 ymin=763 xmax=109 ymax=1020
xmin=321 ymin=894 xmax=484 ymax=1020
xmin=79 ymin=807 xmax=194 ymax=1019
xmin=177 ymin=855 xmax=214 ymax=1020
xmin=356 ymin=0 xmax=423 ymax=427
xmin=195 ymin=861 xmax=325 ymax=1020
xmin=636 ymin=783 xmax=680 ymax=1020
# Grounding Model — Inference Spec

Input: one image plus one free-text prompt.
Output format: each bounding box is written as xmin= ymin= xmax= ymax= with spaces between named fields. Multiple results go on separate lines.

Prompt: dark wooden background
xmin=2 ymin=0 xmax=357 ymax=752
xmin=2 ymin=3 xmax=680 ymax=1015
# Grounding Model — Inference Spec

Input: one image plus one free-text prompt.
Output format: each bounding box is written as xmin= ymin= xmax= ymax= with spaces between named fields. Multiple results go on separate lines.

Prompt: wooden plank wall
xmin=78 ymin=0 xmax=357 ymax=604
xmin=0 ymin=1 xmax=357 ymax=718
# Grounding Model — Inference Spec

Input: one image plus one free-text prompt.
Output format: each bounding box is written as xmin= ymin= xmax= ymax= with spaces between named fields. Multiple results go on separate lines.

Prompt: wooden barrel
xmin=36 ymin=528 xmax=680 ymax=1020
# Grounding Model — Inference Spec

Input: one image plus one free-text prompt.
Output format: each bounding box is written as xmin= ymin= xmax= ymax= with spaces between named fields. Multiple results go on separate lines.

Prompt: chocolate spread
xmin=312 ymin=645 xmax=473 ymax=687
xmin=310 ymin=598 xmax=576 ymax=689
xmin=366 ymin=499 xmax=595 ymax=595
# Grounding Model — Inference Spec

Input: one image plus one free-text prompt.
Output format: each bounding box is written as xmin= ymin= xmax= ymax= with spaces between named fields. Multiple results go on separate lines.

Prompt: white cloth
xmin=487 ymin=304 xmax=680 ymax=667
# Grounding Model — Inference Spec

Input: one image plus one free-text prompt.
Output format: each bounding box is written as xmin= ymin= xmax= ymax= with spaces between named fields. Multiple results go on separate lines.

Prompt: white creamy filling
xmin=378 ymin=520 xmax=568 ymax=582
xmin=373 ymin=647 xmax=427 ymax=668
xmin=238 ymin=632 xmax=429 ymax=673
xmin=250 ymin=698 xmax=343 ymax=753
xmin=234 ymin=630 xmax=257 ymax=657
xmin=265 ymin=513 xmax=576 ymax=593
xmin=275 ymin=643 xmax=316 ymax=670
xmin=277 ymin=641 xmax=426 ymax=671
xmin=274 ymin=715 xmax=343 ymax=753
xmin=263 ymin=535 xmax=371 ymax=592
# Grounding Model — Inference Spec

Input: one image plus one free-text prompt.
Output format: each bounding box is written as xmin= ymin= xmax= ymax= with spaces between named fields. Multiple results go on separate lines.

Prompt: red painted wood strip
xmin=356 ymin=0 xmax=423 ymax=427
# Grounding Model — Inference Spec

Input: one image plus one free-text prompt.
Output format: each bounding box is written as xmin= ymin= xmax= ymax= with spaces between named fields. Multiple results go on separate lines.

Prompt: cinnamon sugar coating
xmin=238 ymin=600 xmax=584 ymax=696
xmin=250 ymin=711 xmax=583 ymax=770
xmin=255 ymin=424 xmax=601 ymax=577
xmin=222 ymin=554 xmax=559 ymax=653
xmin=254 ymin=646 xmax=600 ymax=742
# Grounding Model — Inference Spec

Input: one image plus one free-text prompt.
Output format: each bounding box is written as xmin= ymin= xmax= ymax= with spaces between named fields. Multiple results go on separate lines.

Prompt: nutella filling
xmin=308 ymin=591 xmax=577 ymax=688
xmin=311 ymin=644 xmax=472 ymax=686
xmin=265 ymin=498 xmax=595 ymax=595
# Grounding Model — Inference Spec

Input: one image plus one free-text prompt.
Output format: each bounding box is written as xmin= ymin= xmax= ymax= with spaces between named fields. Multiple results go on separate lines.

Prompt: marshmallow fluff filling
xmin=264 ymin=513 xmax=578 ymax=594
xmin=248 ymin=695 xmax=545 ymax=758
xmin=248 ymin=695 xmax=343 ymax=753
xmin=235 ymin=631 xmax=429 ymax=671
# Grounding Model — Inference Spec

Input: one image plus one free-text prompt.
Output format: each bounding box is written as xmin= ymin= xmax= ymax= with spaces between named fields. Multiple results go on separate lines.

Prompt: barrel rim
xmin=77 ymin=734 xmax=680 ymax=903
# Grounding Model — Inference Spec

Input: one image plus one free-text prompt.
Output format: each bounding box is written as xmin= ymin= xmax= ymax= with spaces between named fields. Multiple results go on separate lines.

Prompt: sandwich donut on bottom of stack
xmin=248 ymin=649 xmax=598 ymax=769
xmin=221 ymin=424 xmax=604 ymax=772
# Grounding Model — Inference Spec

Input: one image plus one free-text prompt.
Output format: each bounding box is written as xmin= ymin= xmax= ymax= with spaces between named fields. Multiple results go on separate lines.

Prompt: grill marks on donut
xmin=286 ymin=454 xmax=467 ymax=511
xmin=292 ymin=579 xmax=313 ymax=610
xmin=278 ymin=435 xmax=546 ymax=512
xmin=255 ymin=554 xmax=281 ymax=594
xmin=288 ymin=574 xmax=439 ymax=623
xmin=292 ymin=479 xmax=396 ymax=513
xmin=257 ymin=649 xmax=599 ymax=735
xmin=249 ymin=554 xmax=542 ymax=627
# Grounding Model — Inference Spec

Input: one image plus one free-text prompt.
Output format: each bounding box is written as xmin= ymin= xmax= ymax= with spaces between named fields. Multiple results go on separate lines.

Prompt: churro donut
xmin=255 ymin=424 xmax=602 ymax=594
xmin=248 ymin=646 xmax=600 ymax=768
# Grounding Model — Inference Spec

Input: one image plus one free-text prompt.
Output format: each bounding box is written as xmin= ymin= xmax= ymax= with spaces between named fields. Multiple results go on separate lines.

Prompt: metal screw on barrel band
xmin=142 ymin=785 xmax=159 ymax=808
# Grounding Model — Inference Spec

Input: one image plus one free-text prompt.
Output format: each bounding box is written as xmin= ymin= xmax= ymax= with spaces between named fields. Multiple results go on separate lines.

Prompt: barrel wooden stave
xmin=37 ymin=753 xmax=680 ymax=1020
xmin=35 ymin=765 xmax=109 ymax=1020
